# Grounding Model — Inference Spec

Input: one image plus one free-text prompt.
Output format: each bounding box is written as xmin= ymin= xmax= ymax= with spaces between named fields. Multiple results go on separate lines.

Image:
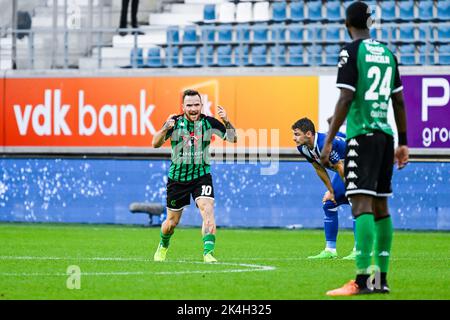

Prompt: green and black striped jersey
xmin=336 ymin=38 xmax=403 ymax=140
xmin=165 ymin=114 xmax=227 ymax=182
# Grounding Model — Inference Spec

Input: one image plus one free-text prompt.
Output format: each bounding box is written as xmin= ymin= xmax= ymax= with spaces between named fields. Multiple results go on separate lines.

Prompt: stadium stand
xmin=1 ymin=0 xmax=449 ymax=69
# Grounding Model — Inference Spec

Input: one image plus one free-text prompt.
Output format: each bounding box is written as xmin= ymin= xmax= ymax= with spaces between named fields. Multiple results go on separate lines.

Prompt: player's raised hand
xmin=395 ymin=145 xmax=409 ymax=170
xmin=320 ymin=142 xmax=332 ymax=168
xmin=217 ymin=105 xmax=228 ymax=123
xmin=163 ymin=114 xmax=177 ymax=130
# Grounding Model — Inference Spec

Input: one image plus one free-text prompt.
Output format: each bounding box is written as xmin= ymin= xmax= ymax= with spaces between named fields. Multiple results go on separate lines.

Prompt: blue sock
xmin=323 ymin=201 xmax=339 ymax=250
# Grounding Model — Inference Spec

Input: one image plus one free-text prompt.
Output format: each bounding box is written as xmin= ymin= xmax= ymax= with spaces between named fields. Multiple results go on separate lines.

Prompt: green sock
xmin=160 ymin=230 xmax=173 ymax=248
xmin=203 ymin=234 xmax=216 ymax=255
xmin=355 ymin=213 xmax=375 ymax=274
xmin=374 ymin=216 xmax=393 ymax=273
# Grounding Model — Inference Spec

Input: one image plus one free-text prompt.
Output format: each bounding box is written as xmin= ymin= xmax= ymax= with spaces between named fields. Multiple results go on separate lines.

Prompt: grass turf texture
xmin=0 ymin=223 xmax=449 ymax=300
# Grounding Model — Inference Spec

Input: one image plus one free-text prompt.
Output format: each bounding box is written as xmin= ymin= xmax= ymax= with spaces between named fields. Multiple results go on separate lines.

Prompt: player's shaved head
xmin=346 ymin=1 xmax=372 ymax=30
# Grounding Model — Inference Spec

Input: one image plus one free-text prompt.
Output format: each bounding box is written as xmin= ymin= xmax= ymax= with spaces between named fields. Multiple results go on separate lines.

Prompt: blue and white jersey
xmin=297 ymin=132 xmax=346 ymax=172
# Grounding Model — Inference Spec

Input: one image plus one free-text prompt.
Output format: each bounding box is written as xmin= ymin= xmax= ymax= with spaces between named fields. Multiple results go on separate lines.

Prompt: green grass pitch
xmin=0 ymin=223 xmax=449 ymax=300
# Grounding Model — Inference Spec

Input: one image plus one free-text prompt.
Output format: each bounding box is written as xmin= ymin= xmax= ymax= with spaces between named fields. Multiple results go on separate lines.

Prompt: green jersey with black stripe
xmin=165 ymin=114 xmax=227 ymax=182
xmin=336 ymin=38 xmax=403 ymax=140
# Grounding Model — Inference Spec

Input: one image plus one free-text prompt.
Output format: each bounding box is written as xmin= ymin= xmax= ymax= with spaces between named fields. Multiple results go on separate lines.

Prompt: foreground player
xmin=321 ymin=1 xmax=409 ymax=295
xmin=292 ymin=118 xmax=356 ymax=260
xmin=152 ymin=89 xmax=237 ymax=263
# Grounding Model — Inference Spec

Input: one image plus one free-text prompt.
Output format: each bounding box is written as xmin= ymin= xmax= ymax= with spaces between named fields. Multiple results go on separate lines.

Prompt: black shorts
xmin=166 ymin=173 xmax=215 ymax=211
xmin=344 ymin=131 xmax=394 ymax=198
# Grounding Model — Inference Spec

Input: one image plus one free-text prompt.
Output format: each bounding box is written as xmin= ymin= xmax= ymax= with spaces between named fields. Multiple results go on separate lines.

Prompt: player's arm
xmin=312 ymin=162 xmax=335 ymax=201
xmin=321 ymin=44 xmax=356 ymax=167
xmin=391 ymin=57 xmax=409 ymax=170
xmin=321 ymin=89 xmax=353 ymax=167
xmin=332 ymin=160 xmax=345 ymax=182
xmin=152 ymin=114 xmax=177 ymax=148
xmin=217 ymin=105 xmax=237 ymax=143
xmin=392 ymin=90 xmax=409 ymax=169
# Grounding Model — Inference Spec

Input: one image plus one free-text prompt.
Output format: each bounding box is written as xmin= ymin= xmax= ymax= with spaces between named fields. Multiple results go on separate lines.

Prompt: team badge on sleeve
xmin=338 ymin=50 xmax=349 ymax=68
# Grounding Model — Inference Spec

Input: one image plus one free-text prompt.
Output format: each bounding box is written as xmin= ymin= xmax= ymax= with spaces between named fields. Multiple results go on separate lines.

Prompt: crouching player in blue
xmin=292 ymin=117 xmax=356 ymax=260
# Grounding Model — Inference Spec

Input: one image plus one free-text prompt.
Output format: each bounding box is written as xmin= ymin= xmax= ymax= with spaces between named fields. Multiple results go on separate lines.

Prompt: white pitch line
xmin=0 ymin=256 xmax=276 ymax=277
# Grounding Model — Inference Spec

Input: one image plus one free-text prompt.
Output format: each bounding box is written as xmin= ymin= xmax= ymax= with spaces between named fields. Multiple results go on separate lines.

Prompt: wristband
xmin=398 ymin=132 xmax=407 ymax=146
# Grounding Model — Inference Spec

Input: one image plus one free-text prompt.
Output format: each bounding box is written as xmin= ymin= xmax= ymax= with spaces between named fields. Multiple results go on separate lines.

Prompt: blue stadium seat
xmin=272 ymin=23 xmax=286 ymax=41
xmin=199 ymin=45 xmax=214 ymax=66
xmin=288 ymin=45 xmax=305 ymax=66
xmin=272 ymin=2 xmax=287 ymax=22
xmin=290 ymin=1 xmax=305 ymax=22
xmin=166 ymin=26 xmax=180 ymax=44
xmin=398 ymin=44 xmax=416 ymax=65
xmin=381 ymin=26 xmax=396 ymax=42
xmin=201 ymin=25 xmax=215 ymax=43
xmin=325 ymin=1 xmax=342 ymax=22
xmin=309 ymin=45 xmax=323 ymax=65
xmin=271 ymin=45 xmax=286 ymax=66
xmin=419 ymin=26 xmax=435 ymax=42
xmin=325 ymin=26 xmax=341 ymax=43
xmin=289 ymin=25 xmax=304 ymax=42
xmin=130 ymin=48 xmax=143 ymax=68
xmin=380 ymin=2 xmax=396 ymax=22
xmin=437 ymin=1 xmax=450 ymax=21
xmin=253 ymin=23 xmax=269 ymax=42
xmin=183 ymin=26 xmax=198 ymax=43
xmin=217 ymin=45 xmax=234 ymax=66
xmin=147 ymin=47 xmax=163 ymax=67
xmin=437 ymin=26 xmax=450 ymax=43
xmin=437 ymin=44 xmax=450 ymax=65
xmin=203 ymin=4 xmax=216 ymax=22
xmin=307 ymin=27 xmax=324 ymax=43
xmin=370 ymin=27 xmax=377 ymax=39
xmin=417 ymin=1 xmax=434 ymax=22
xmin=237 ymin=24 xmax=251 ymax=42
xmin=234 ymin=45 xmax=250 ymax=66
xmin=181 ymin=46 xmax=198 ymax=67
xmin=166 ymin=46 xmax=179 ymax=67
xmin=307 ymin=1 xmax=322 ymax=22
xmin=217 ymin=25 xmax=233 ymax=42
xmin=324 ymin=44 xmax=340 ymax=66
xmin=398 ymin=1 xmax=415 ymax=22
xmin=418 ymin=45 xmax=435 ymax=65
xmin=251 ymin=45 xmax=269 ymax=66
xmin=398 ymin=26 xmax=415 ymax=43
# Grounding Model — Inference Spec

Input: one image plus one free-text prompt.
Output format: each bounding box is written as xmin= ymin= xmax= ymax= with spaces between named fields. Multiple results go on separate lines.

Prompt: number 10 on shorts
xmin=201 ymin=185 xmax=212 ymax=196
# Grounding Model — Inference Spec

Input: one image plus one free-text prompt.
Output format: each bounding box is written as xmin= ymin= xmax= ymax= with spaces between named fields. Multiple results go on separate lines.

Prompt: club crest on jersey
xmin=338 ymin=50 xmax=349 ymax=68
xmin=182 ymin=133 xmax=203 ymax=147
